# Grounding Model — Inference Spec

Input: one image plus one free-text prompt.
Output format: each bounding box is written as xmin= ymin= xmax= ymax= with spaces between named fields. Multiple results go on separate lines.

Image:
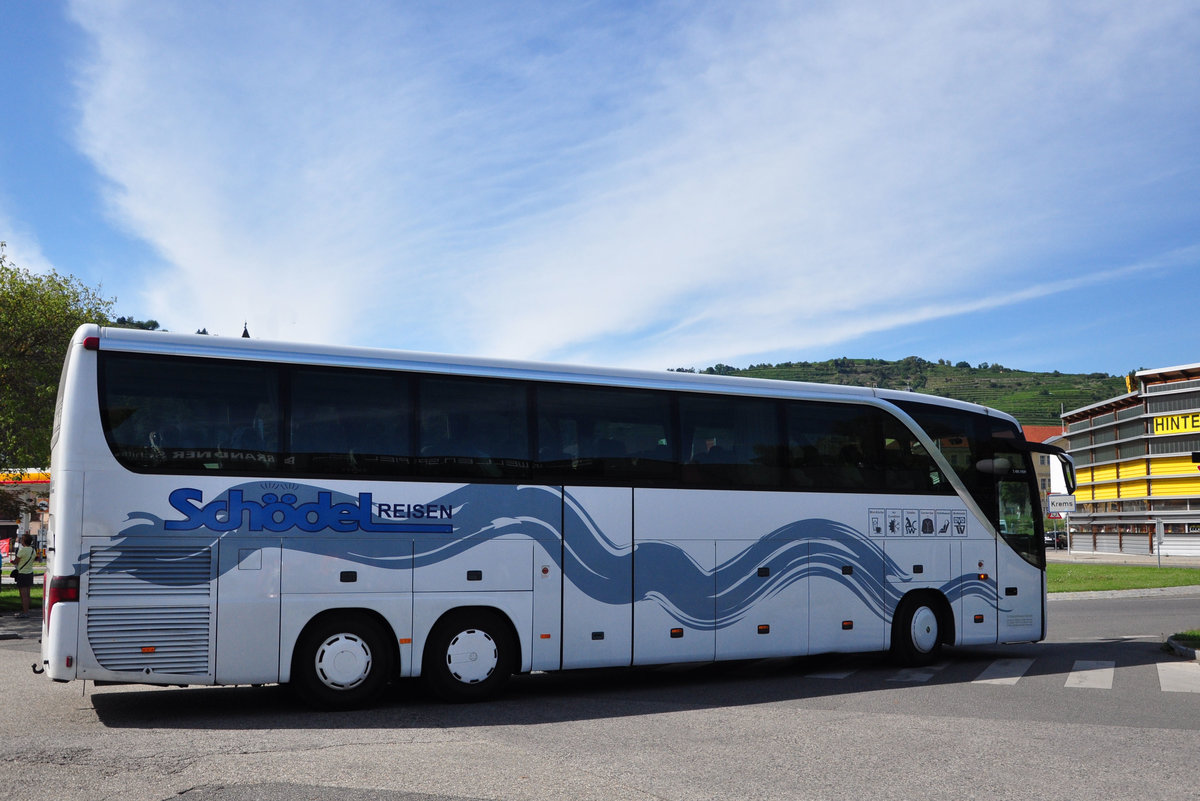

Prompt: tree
xmin=113 ymin=316 xmax=160 ymax=330
xmin=702 ymin=364 xmax=737 ymax=376
xmin=0 ymin=243 xmax=115 ymax=475
xmin=0 ymin=487 xmax=36 ymax=520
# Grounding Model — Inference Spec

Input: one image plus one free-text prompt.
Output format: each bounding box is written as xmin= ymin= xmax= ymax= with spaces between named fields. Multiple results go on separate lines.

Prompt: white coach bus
xmin=38 ymin=325 xmax=1073 ymax=708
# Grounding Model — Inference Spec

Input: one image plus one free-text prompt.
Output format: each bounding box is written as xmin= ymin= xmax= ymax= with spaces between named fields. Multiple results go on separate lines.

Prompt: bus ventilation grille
xmin=85 ymin=545 xmax=214 ymax=675
xmin=87 ymin=545 xmax=214 ymax=597
xmin=87 ymin=606 xmax=212 ymax=675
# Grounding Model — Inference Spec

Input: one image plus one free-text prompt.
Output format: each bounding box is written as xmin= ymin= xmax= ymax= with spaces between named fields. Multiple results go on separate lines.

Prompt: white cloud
xmin=66 ymin=1 xmax=1200 ymax=364
xmin=456 ymin=2 xmax=1200 ymax=367
xmin=0 ymin=206 xmax=56 ymax=276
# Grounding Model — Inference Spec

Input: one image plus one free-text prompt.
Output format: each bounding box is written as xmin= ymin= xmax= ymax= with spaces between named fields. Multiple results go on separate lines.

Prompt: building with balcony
xmin=1062 ymin=363 xmax=1200 ymax=556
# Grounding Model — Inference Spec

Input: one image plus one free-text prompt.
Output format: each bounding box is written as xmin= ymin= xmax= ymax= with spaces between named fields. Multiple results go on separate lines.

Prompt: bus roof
xmin=82 ymin=324 xmax=1016 ymax=426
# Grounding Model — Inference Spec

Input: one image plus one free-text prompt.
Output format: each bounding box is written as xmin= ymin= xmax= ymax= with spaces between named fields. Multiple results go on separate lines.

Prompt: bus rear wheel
xmin=891 ymin=595 xmax=944 ymax=665
xmin=293 ymin=614 xmax=394 ymax=709
xmin=423 ymin=610 xmax=515 ymax=702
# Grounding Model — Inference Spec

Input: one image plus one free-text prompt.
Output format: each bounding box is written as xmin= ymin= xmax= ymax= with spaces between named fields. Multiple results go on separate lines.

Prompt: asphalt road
xmin=4 ymin=591 xmax=1199 ymax=801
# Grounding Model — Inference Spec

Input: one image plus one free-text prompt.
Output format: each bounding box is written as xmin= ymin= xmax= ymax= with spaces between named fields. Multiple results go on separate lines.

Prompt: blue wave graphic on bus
xmin=630 ymin=522 xmax=1000 ymax=630
xmin=105 ymin=481 xmax=1000 ymax=627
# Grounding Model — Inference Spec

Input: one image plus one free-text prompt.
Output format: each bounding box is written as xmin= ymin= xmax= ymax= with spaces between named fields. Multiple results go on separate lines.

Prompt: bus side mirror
xmin=1024 ymin=441 xmax=1076 ymax=495
xmin=1058 ymin=453 xmax=1077 ymax=495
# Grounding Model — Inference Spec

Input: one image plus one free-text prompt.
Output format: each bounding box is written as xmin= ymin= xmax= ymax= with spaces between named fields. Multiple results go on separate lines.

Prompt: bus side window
xmin=418 ymin=376 xmax=530 ymax=479
xmin=786 ymin=402 xmax=872 ymax=492
xmin=678 ymin=394 xmax=780 ymax=488
xmin=99 ymin=353 xmax=279 ymax=472
xmin=878 ymin=412 xmax=949 ymax=493
xmin=290 ymin=367 xmax=412 ymax=476
xmin=536 ymin=384 xmax=674 ymax=483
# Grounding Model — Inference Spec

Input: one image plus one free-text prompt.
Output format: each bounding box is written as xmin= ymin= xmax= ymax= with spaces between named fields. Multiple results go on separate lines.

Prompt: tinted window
xmin=100 ymin=353 xmax=280 ymax=473
xmin=787 ymin=402 xmax=876 ymax=491
xmin=877 ymin=411 xmax=953 ymax=494
xmin=786 ymin=401 xmax=951 ymax=494
xmin=679 ymin=394 xmax=781 ymax=487
xmin=892 ymin=400 xmax=1002 ymax=512
xmin=290 ymin=367 xmax=412 ymax=476
xmin=99 ymin=351 xmax=963 ymax=497
xmin=537 ymin=384 xmax=674 ymax=482
xmin=418 ymin=376 xmax=530 ymax=479
xmin=993 ymin=443 xmax=1043 ymax=568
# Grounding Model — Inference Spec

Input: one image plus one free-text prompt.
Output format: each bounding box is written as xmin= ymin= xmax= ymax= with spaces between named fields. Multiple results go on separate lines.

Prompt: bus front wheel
xmin=891 ymin=595 xmax=944 ymax=665
xmin=292 ymin=613 xmax=394 ymax=709
xmin=423 ymin=609 xmax=515 ymax=702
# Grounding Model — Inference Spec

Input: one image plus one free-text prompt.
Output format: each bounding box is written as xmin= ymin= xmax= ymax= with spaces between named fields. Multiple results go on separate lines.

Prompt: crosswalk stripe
xmin=972 ymin=657 xmax=1034 ymax=685
xmin=888 ymin=662 xmax=949 ymax=683
xmin=1065 ymin=660 xmax=1115 ymax=689
xmin=799 ymin=657 xmax=1197 ymax=693
xmin=1157 ymin=661 xmax=1200 ymax=693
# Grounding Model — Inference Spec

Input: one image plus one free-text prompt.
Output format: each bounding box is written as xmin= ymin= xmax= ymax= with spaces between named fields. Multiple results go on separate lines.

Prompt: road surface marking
xmin=1065 ymin=660 xmax=1115 ymax=689
xmin=888 ymin=662 xmax=949 ymax=683
xmin=972 ymin=658 xmax=1035 ymax=685
xmin=1157 ymin=661 xmax=1200 ymax=693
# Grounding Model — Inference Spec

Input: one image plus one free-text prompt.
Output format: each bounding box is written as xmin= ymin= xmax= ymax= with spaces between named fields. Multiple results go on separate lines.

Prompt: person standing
xmin=10 ymin=533 xmax=35 ymax=618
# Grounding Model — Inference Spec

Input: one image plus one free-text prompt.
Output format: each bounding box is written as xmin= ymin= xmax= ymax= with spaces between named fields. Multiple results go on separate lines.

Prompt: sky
xmin=2 ymin=1 xmax=1198 ymax=376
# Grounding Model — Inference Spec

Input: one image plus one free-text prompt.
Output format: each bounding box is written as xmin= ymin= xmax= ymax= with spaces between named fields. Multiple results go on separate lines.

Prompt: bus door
xmin=958 ymin=536 xmax=998 ymax=646
xmin=991 ymin=445 xmax=1045 ymax=643
xmin=562 ymin=487 xmax=633 ymax=669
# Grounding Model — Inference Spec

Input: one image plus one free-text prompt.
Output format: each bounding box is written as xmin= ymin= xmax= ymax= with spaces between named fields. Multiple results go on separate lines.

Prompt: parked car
xmin=1044 ymin=531 xmax=1067 ymax=550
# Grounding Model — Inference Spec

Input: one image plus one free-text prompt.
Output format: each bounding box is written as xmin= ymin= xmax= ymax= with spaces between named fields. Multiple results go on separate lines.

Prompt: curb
xmin=1167 ymin=637 xmax=1199 ymax=661
xmin=1049 ymin=584 xmax=1200 ymax=601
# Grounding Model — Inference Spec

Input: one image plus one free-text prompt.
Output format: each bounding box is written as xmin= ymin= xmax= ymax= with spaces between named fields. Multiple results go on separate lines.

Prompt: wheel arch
xmin=416 ymin=604 xmax=523 ymax=678
xmin=288 ymin=607 xmax=402 ymax=681
xmin=892 ymin=588 xmax=956 ymax=648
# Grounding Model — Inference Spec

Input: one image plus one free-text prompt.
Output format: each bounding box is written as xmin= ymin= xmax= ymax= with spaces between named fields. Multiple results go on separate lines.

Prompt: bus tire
xmin=423 ymin=609 xmax=515 ymax=702
xmin=891 ymin=594 xmax=945 ymax=665
xmin=292 ymin=613 xmax=394 ymax=709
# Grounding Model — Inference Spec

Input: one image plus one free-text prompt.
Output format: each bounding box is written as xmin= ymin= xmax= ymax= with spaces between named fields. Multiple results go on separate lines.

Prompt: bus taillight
xmin=45 ymin=575 xmax=80 ymax=622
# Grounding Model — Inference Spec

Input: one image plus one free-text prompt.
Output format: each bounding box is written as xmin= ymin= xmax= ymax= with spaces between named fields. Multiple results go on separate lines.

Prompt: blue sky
xmin=2 ymin=2 xmax=1198 ymax=375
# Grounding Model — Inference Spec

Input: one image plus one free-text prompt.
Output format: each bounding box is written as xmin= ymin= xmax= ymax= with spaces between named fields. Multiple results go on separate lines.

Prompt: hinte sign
xmin=1046 ymin=493 xmax=1076 ymax=513
xmin=1152 ymin=413 xmax=1200 ymax=435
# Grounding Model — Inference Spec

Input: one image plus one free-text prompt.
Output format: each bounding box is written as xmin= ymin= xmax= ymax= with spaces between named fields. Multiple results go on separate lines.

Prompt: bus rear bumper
xmin=42 ymin=602 xmax=80 ymax=682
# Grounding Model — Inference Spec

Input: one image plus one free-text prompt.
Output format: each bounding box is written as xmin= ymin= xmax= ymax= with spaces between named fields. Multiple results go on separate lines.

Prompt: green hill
xmin=673 ymin=357 xmax=1127 ymax=427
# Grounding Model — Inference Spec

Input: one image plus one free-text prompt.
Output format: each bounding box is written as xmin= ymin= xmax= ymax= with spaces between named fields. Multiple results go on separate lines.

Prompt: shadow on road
xmin=88 ymin=636 xmax=1175 ymax=730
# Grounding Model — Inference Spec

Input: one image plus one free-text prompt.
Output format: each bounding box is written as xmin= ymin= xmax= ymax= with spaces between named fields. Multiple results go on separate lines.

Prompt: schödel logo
xmin=163 ymin=488 xmax=452 ymax=534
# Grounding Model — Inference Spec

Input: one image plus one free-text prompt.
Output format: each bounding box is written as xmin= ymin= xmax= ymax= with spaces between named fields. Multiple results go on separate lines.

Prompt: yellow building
xmin=1063 ymin=363 xmax=1200 ymax=556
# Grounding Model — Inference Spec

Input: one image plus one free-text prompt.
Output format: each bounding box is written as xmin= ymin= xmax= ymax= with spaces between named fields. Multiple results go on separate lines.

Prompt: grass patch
xmin=1047 ymin=563 xmax=1200 ymax=593
xmin=0 ymin=584 xmax=42 ymax=615
xmin=1173 ymin=630 xmax=1200 ymax=647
